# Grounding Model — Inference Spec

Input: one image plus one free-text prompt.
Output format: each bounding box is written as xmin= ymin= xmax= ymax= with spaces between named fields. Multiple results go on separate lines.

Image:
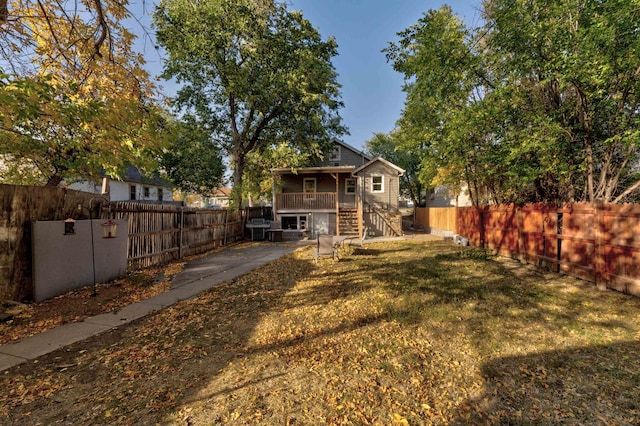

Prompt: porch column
xmin=331 ymin=173 xmax=339 ymax=235
xmin=271 ymin=172 xmax=277 ymax=219
xmin=357 ymin=176 xmax=363 ymax=239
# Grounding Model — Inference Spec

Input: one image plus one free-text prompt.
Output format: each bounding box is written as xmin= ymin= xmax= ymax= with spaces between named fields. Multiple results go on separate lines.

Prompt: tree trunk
xmin=231 ymin=149 xmax=246 ymax=207
xmin=585 ymin=137 xmax=595 ymax=203
xmin=45 ymin=174 xmax=63 ymax=187
xmin=0 ymin=0 xmax=8 ymax=24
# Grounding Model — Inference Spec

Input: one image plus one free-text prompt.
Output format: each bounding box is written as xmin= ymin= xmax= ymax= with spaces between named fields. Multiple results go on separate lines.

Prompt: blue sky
xmin=287 ymin=0 xmax=482 ymax=150
xmin=129 ymin=0 xmax=482 ymax=151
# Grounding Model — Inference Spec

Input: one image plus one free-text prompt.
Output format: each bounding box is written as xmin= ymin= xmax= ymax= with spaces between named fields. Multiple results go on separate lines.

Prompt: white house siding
xmin=424 ymin=185 xmax=473 ymax=208
xmin=110 ymin=181 xmax=131 ymax=201
xmin=68 ymin=179 xmax=173 ymax=202
xmin=66 ymin=180 xmax=103 ymax=194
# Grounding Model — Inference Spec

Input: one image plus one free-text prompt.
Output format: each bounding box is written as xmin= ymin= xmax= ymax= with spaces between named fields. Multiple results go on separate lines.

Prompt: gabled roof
xmin=212 ymin=187 xmax=232 ymax=197
xmin=330 ymin=137 xmax=371 ymax=162
xmin=353 ymin=156 xmax=405 ymax=176
xmin=102 ymin=165 xmax=173 ymax=188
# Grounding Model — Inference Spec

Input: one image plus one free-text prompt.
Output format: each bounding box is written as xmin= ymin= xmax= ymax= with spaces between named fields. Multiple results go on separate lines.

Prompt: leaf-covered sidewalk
xmin=2 ymin=239 xmax=639 ymax=425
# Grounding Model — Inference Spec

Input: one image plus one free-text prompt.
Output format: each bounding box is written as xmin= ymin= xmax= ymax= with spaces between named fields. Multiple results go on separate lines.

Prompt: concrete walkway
xmin=0 ymin=241 xmax=309 ymax=372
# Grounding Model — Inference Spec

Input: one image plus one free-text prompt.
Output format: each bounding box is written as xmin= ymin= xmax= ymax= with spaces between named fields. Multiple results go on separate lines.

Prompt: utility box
xmin=32 ymin=219 xmax=128 ymax=301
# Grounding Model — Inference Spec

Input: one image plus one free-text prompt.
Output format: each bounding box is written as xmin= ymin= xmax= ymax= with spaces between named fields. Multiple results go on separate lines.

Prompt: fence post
xmin=223 ymin=208 xmax=229 ymax=246
xmin=517 ymin=206 xmax=524 ymax=263
xmin=595 ymin=201 xmax=606 ymax=291
xmin=179 ymin=206 xmax=184 ymax=259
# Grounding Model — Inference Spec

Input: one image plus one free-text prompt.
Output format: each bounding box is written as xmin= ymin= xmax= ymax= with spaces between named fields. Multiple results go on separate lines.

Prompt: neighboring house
xmin=68 ymin=166 xmax=175 ymax=203
xmin=271 ymin=139 xmax=405 ymax=239
xmin=174 ymin=188 xmax=231 ymax=208
xmin=424 ymin=184 xmax=473 ymax=208
xmin=209 ymin=187 xmax=232 ymax=208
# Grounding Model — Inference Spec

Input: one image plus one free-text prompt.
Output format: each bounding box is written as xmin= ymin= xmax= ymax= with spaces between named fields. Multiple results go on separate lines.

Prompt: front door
xmin=311 ymin=213 xmax=329 ymax=239
xmin=303 ymin=177 xmax=316 ymax=199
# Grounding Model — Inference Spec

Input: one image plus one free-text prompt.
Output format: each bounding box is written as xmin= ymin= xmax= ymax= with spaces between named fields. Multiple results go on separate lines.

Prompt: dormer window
xmin=329 ymin=145 xmax=341 ymax=162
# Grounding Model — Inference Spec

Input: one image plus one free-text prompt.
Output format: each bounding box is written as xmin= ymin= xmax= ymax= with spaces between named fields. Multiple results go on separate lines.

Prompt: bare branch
xmin=91 ymin=0 xmax=108 ymax=59
xmin=613 ymin=179 xmax=640 ymax=204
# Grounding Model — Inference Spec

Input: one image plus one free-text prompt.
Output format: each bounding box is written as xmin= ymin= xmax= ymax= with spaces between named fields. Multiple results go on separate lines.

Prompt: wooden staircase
xmin=338 ymin=208 xmax=359 ymax=236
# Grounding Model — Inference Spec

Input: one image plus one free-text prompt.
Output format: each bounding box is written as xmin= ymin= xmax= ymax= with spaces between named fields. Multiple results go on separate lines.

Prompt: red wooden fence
xmin=457 ymin=203 xmax=640 ymax=297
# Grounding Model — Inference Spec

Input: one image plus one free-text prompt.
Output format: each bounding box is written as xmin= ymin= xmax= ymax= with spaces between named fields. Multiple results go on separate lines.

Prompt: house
xmin=173 ymin=187 xmax=231 ymax=208
xmin=271 ymin=139 xmax=405 ymax=240
xmin=68 ymin=166 xmax=175 ymax=203
xmin=424 ymin=184 xmax=473 ymax=208
xmin=209 ymin=187 xmax=232 ymax=208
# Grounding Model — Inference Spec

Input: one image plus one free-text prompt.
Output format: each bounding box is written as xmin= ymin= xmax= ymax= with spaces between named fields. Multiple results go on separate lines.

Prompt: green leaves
xmin=388 ymin=1 xmax=640 ymax=204
xmin=0 ymin=72 xmax=167 ymax=186
xmin=366 ymin=131 xmax=428 ymax=206
xmin=159 ymin=115 xmax=225 ymax=195
xmin=0 ymin=0 xmax=167 ymax=187
xmin=154 ymin=0 xmax=346 ymax=205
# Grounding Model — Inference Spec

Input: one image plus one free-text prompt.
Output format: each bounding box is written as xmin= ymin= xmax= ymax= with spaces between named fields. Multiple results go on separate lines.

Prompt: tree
xmin=0 ymin=0 xmax=166 ymax=186
xmin=482 ymin=0 xmax=640 ymax=203
xmin=387 ymin=1 xmax=640 ymax=204
xmin=384 ymin=6 xmax=491 ymax=206
xmin=365 ymin=131 xmax=427 ymax=207
xmin=0 ymin=73 xmax=165 ymax=186
xmin=242 ymin=142 xmax=314 ymax=206
xmin=159 ymin=115 xmax=225 ymax=195
xmin=1 ymin=0 xmax=138 ymax=75
xmin=154 ymin=0 xmax=346 ymax=206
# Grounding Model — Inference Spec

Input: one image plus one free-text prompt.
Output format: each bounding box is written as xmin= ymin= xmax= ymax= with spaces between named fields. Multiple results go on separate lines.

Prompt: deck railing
xmin=276 ymin=192 xmax=336 ymax=210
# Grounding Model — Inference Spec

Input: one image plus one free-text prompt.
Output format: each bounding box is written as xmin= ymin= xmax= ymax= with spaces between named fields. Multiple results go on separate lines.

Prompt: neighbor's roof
xmin=102 ymin=165 xmax=173 ymax=187
xmin=213 ymin=187 xmax=232 ymax=197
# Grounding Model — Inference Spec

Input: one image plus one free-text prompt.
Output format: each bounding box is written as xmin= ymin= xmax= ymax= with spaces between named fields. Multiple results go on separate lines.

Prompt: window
xmin=372 ymin=175 xmax=384 ymax=193
xmin=345 ymin=178 xmax=356 ymax=194
xmin=282 ymin=215 xmax=307 ymax=230
xmin=329 ymin=145 xmax=341 ymax=162
xmin=129 ymin=185 xmax=136 ymax=200
xmin=158 ymin=189 xmax=164 ymax=201
xmin=303 ymin=178 xmax=316 ymax=199
xmin=143 ymin=186 xmax=150 ymax=198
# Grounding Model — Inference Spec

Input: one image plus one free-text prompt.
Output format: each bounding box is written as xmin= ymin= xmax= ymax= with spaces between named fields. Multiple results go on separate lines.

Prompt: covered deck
xmin=275 ymin=192 xmax=338 ymax=212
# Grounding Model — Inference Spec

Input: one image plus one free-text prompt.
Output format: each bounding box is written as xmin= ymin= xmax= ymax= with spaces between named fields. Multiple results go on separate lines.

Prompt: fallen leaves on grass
xmin=2 ymin=240 xmax=640 ymax=425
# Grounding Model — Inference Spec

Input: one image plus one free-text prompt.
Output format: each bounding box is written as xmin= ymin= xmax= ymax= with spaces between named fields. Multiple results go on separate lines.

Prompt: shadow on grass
xmin=4 ymin=239 xmax=639 ymax=424
xmin=0 ymin=251 xmax=323 ymax=424
xmin=369 ymin=242 xmax=637 ymax=337
xmin=449 ymin=340 xmax=640 ymax=424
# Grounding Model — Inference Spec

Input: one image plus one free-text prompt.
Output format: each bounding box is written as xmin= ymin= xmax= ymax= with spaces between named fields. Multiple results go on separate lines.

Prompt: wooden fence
xmin=457 ymin=203 xmax=640 ymax=297
xmin=0 ymin=182 xmax=271 ymax=301
xmin=415 ymin=207 xmax=457 ymax=235
xmin=110 ymin=202 xmax=266 ymax=270
xmin=0 ymin=184 xmax=101 ymax=301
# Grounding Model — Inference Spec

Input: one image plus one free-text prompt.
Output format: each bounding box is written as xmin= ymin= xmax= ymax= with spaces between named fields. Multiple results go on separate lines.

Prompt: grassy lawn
xmin=2 ymin=239 xmax=639 ymax=425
